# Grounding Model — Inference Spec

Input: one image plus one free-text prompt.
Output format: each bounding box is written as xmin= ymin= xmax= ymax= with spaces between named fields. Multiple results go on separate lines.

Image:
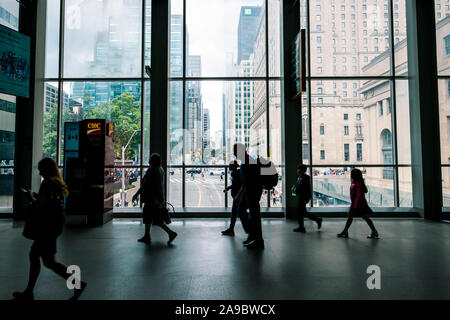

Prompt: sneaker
xmin=317 ymin=218 xmax=323 ymax=230
xmin=246 ymin=240 xmax=264 ymax=250
xmin=12 ymin=291 xmax=34 ymax=300
xmin=137 ymin=236 xmax=151 ymax=243
xmin=243 ymin=237 xmax=254 ymax=245
xmin=293 ymin=227 xmax=306 ymax=233
xmin=221 ymin=229 xmax=235 ymax=236
xmin=337 ymin=232 xmax=349 ymax=238
xmin=168 ymin=232 xmax=178 ymax=244
xmin=367 ymin=233 xmax=380 ymax=239
xmin=70 ymin=281 xmax=87 ymax=301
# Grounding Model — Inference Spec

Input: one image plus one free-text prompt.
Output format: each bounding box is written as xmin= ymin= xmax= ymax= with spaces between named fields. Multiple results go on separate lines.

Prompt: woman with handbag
xmin=337 ymin=168 xmax=379 ymax=239
xmin=13 ymin=158 xmax=86 ymax=300
xmin=132 ymin=153 xmax=177 ymax=244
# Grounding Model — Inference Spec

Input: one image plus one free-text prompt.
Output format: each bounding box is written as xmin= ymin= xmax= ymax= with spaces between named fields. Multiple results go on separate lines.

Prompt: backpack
xmin=257 ymin=157 xmax=279 ymax=191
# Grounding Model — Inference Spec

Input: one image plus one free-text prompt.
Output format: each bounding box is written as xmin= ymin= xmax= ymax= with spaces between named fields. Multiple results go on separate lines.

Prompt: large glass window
xmin=303 ymin=0 xmax=410 ymax=208
xmin=0 ymin=0 xmax=19 ymax=209
xmin=43 ymin=0 xmax=151 ymax=211
xmin=168 ymin=0 xmax=283 ymax=208
xmin=436 ymin=2 xmax=450 ymax=207
xmin=63 ymin=0 xmax=142 ymax=78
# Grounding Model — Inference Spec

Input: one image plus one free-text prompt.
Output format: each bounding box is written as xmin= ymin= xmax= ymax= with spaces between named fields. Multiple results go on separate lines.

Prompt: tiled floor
xmin=0 ymin=218 xmax=449 ymax=300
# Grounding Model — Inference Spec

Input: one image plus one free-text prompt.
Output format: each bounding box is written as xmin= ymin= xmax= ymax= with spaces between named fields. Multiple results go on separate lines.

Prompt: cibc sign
xmin=87 ymin=121 xmax=102 ymax=136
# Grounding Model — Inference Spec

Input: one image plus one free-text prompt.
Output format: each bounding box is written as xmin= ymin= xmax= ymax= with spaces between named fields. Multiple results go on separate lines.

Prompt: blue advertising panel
xmin=0 ymin=25 xmax=30 ymax=98
xmin=64 ymin=122 xmax=80 ymax=151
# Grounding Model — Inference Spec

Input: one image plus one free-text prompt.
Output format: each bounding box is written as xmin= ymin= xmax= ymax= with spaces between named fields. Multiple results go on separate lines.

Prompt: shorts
xmin=31 ymin=238 xmax=57 ymax=257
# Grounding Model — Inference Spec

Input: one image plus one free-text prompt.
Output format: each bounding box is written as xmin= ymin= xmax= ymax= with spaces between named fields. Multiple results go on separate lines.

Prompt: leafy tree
xmin=84 ymin=92 xmax=141 ymax=161
xmin=42 ymin=92 xmax=141 ymax=163
xmin=42 ymin=104 xmax=58 ymax=159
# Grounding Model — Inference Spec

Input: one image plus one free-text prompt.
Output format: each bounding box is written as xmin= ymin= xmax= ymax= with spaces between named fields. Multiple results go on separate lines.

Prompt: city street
xmin=168 ymin=169 xmax=230 ymax=208
xmin=167 ymin=169 xmax=278 ymax=208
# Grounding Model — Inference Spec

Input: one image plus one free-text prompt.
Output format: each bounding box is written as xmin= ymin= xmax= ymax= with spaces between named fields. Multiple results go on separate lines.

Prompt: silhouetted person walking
xmin=133 ymin=153 xmax=177 ymax=244
xmin=293 ymin=164 xmax=322 ymax=232
xmin=337 ymin=168 xmax=379 ymax=239
xmin=14 ymin=158 xmax=86 ymax=300
xmin=222 ymin=161 xmax=249 ymax=236
xmin=233 ymin=143 xmax=264 ymax=250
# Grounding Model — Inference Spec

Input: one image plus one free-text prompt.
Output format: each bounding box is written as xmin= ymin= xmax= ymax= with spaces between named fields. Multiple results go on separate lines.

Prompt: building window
xmin=320 ymin=125 xmax=325 ymax=135
xmin=381 ymin=129 xmax=394 ymax=180
xmin=344 ymin=113 xmax=348 ymax=120
xmin=344 ymin=144 xmax=350 ymax=161
xmin=356 ymin=113 xmax=361 ymax=121
xmin=344 ymin=126 xmax=349 ymax=136
xmin=378 ymin=101 xmax=383 ymax=116
xmin=357 ymin=143 xmax=362 ymax=161
xmin=445 ymin=35 xmax=450 ymax=56
xmin=447 ymin=116 xmax=450 ymax=138
xmin=356 ymin=125 xmax=362 ymax=137
xmin=320 ymin=150 xmax=325 ymax=160
xmin=447 ymin=80 xmax=450 ymax=99
xmin=303 ymin=144 xmax=310 ymax=161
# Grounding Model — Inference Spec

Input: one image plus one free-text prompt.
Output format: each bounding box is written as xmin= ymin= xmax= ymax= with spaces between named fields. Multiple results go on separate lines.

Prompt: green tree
xmin=42 ymin=104 xmax=77 ymax=160
xmin=84 ymin=92 xmax=141 ymax=161
xmin=42 ymin=104 xmax=58 ymax=159
xmin=42 ymin=92 xmax=141 ymax=163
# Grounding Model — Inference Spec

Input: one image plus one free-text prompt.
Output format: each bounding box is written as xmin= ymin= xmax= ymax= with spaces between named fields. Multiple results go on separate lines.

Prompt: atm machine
xmin=63 ymin=119 xmax=115 ymax=226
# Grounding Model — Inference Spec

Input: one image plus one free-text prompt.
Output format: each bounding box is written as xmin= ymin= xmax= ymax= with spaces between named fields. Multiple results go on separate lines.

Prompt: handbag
xmin=160 ymin=202 xmax=174 ymax=224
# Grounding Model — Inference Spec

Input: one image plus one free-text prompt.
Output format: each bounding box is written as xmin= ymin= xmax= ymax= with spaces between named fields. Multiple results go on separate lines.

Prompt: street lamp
xmin=121 ymin=129 xmax=139 ymax=207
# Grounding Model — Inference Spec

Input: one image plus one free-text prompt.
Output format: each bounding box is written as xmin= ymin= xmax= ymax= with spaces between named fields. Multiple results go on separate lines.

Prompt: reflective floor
xmin=0 ymin=218 xmax=449 ymax=300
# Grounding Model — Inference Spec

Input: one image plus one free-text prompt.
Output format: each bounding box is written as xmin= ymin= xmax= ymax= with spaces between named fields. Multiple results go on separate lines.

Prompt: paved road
xmin=167 ymin=169 xmax=279 ymax=208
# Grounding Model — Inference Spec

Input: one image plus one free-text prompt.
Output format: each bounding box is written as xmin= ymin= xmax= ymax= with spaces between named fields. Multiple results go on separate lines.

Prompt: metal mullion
xmin=182 ymin=0 xmax=186 ymax=208
xmin=140 ymin=0 xmax=146 ymax=209
xmin=308 ymin=76 xmax=396 ymax=80
xmin=265 ymin=0 xmax=271 ymax=208
xmin=306 ymin=0 xmax=314 ymax=207
xmin=310 ymin=164 xmax=398 ymax=168
xmin=224 ymin=166 xmax=228 ymax=208
xmin=184 ymin=165 xmax=227 ymax=168
xmin=48 ymin=77 xmax=143 ymax=82
xmin=56 ymin=0 xmax=66 ymax=167
xmin=389 ymin=0 xmax=400 ymax=207
xmin=169 ymin=76 xmax=281 ymax=81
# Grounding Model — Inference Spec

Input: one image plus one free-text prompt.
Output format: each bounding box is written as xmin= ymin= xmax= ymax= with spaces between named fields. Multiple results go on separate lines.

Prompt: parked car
xmin=187 ymin=168 xmax=202 ymax=174
xmin=209 ymin=169 xmax=224 ymax=176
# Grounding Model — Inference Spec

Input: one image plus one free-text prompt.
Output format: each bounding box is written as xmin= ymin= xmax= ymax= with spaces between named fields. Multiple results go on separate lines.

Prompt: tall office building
xmin=203 ymin=108 xmax=211 ymax=160
xmin=169 ymin=14 xmax=184 ymax=164
xmin=228 ymin=59 xmax=255 ymax=151
xmin=237 ymin=6 xmax=262 ymax=64
xmin=225 ymin=6 xmax=262 ymax=153
xmin=186 ymin=55 xmax=203 ymax=163
xmin=70 ymin=0 xmax=143 ymax=105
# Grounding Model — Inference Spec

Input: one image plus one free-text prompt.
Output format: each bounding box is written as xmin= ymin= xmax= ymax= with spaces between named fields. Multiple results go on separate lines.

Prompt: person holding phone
xmin=13 ymin=158 xmax=86 ymax=300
